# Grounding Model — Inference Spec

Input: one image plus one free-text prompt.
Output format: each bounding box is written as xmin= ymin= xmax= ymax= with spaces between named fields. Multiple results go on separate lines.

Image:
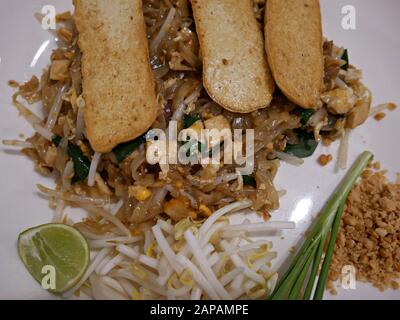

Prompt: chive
xmin=341 ymin=49 xmax=349 ymax=71
xmin=313 ymin=201 xmax=346 ymax=300
xmin=302 ymin=218 xmax=333 ymax=300
xmin=242 ymin=175 xmax=256 ymax=187
xmin=67 ymin=143 xmax=90 ymax=183
xmin=285 ymin=130 xmax=319 ymax=158
xmin=288 ymin=238 xmax=319 ymax=300
xmin=52 ymin=135 xmax=91 ymax=183
xmin=113 ymin=134 xmax=146 ymax=163
xmin=52 ymin=135 xmax=62 ymax=147
xmin=298 ymin=108 xmax=315 ymax=125
xmin=269 ymin=151 xmax=373 ymax=300
xmin=271 ymin=235 xmax=320 ymax=300
xmin=183 ymin=113 xmax=201 ymax=129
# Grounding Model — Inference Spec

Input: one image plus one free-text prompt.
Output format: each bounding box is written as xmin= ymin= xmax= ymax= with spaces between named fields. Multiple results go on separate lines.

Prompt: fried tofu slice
xmin=74 ymin=0 xmax=158 ymax=153
xmin=265 ymin=0 xmax=324 ymax=109
xmin=191 ymin=0 xmax=275 ymax=113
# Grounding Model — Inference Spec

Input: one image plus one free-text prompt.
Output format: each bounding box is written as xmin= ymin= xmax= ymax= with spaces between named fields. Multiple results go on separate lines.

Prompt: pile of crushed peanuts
xmin=328 ymin=162 xmax=400 ymax=293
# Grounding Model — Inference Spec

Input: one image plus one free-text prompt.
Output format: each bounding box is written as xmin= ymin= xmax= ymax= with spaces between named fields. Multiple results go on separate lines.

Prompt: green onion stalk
xmin=269 ymin=151 xmax=373 ymax=300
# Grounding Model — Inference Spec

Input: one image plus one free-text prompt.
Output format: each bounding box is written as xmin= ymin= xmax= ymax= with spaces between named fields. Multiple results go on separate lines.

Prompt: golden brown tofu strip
xmin=74 ymin=0 xmax=158 ymax=153
xmin=191 ymin=0 xmax=275 ymax=113
xmin=265 ymin=0 xmax=324 ymax=109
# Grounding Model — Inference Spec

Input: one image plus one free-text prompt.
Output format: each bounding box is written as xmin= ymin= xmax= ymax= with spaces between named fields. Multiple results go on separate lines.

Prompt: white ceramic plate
xmin=0 ymin=0 xmax=399 ymax=300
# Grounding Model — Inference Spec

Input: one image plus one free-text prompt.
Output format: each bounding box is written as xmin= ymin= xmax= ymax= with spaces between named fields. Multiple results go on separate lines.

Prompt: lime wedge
xmin=18 ymin=223 xmax=89 ymax=293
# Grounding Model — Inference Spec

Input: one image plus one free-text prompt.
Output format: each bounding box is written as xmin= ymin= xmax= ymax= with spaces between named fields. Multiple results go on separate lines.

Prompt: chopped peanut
xmin=374 ymin=112 xmax=386 ymax=121
xmin=372 ymin=162 xmax=381 ymax=170
xmin=387 ymin=103 xmax=398 ymax=111
xmin=318 ymin=154 xmax=333 ymax=166
xmin=329 ymin=167 xmax=400 ymax=291
xmin=343 ymin=215 xmax=357 ymax=226
xmin=8 ymin=80 xmax=19 ymax=88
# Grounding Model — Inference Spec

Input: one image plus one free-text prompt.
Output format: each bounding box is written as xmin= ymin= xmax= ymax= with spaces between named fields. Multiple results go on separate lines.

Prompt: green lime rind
xmin=17 ymin=223 xmax=89 ymax=294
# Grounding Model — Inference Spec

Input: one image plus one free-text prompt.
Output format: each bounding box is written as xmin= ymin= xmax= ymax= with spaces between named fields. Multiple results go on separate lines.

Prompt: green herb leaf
xmin=52 ymin=135 xmax=90 ymax=183
xmin=113 ymin=134 xmax=146 ymax=163
xmin=183 ymin=113 xmax=201 ymax=129
xmin=242 ymin=175 xmax=256 ymax=187
xmin=341 ymin=49 xmax=349 ymax=71
xmin=52 ymin=135 xmax=62 ymax=147
xmin=297 ymin=108 xmax=315 ymax=125
xmin=285 ymin=130 xmax=319 ymax=158
xmin=67 ymin=143 xmax=90 ymax=183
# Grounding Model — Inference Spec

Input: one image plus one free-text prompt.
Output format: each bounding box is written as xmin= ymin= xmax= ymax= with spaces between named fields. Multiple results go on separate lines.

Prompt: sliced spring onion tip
xmin=269 ymin=151 xmax=373 ymax=300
